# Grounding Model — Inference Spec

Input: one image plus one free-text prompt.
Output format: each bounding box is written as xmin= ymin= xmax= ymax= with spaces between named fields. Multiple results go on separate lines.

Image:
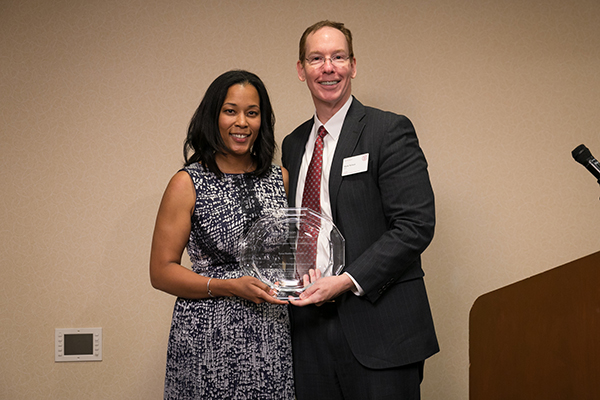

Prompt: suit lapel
xmin=329 ymin=98 xmax=366 ymax=221
xmin=287 ymin=119 xmax=313 ymax=207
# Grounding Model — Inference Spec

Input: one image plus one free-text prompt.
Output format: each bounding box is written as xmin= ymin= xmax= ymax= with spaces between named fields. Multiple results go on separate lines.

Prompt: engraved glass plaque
xmin=240 ymin=208 xmax=345 ymax=299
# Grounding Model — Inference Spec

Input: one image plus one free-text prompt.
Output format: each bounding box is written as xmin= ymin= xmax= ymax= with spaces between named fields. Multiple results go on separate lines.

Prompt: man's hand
xmin=289 ymin=269 xmax=355 ymax=306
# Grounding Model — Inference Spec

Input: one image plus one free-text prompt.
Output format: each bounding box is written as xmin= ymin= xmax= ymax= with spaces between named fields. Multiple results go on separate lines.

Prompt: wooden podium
xmin=470 ymin=251 xmax=600 ymax=399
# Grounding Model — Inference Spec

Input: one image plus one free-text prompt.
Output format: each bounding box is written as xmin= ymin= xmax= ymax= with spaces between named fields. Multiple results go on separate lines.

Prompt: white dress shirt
xmin=294 ymin=97 xmax=364 ymax=296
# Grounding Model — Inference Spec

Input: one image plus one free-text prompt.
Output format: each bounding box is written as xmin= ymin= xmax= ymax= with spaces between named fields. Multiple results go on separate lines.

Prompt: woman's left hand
xmin=224 ymin=276 xmax=289 ymax=304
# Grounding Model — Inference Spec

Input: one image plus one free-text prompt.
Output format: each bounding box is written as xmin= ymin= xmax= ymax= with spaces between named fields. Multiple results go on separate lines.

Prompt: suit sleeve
xmin=281 ymin=136 xmax=290 ymax=170
xmin=343 ymin=113 xmax=435 ymax=303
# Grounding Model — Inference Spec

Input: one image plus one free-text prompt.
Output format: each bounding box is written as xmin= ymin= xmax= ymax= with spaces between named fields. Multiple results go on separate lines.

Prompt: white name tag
xmin=342 ymin=153 xmax=369 ymax=176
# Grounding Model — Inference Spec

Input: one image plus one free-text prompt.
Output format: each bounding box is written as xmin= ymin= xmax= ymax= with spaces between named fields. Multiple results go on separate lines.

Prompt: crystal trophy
xmin=240 ymin=208 xmax=345 ymax=300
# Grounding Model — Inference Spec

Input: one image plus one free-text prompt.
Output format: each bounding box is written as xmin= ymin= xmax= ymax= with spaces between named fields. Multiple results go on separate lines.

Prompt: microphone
xmin=572 ymin=144 xmax=600 ymax=183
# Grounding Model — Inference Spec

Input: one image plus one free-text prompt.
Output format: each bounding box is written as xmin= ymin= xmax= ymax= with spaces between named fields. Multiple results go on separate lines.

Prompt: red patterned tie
xmin=297 ymin=126 xmax=328 ymax=277
xmin=302 ymin=126 xmax=327 ymax=212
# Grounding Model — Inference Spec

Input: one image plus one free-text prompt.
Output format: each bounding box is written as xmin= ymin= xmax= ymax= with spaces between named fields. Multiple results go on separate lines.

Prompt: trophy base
xmin=272 ymin=280 xmax=308 ymax=300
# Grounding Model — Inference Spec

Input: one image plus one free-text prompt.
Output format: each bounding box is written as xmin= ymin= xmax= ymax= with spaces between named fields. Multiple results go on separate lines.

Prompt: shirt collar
xmin=312 ymin=96 xmax=354 ymax=141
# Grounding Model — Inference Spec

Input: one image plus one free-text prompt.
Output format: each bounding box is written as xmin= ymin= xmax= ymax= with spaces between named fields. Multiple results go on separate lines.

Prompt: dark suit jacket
xmin=281 ymin=97 xmax=439 ymax=368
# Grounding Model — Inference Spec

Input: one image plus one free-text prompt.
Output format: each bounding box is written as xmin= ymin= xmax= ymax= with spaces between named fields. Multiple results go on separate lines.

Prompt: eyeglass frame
xmin=304 ymin=53 xmax=353 ymax=68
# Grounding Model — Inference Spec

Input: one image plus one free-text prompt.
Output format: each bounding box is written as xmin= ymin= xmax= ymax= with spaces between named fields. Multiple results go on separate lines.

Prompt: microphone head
xmin=572 ymin=144 xmax=592 ymax=165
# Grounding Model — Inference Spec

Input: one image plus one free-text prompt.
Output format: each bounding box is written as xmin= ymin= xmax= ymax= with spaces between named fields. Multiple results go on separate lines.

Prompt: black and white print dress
xmin=164 ymin=163 xmax=294 ymax=400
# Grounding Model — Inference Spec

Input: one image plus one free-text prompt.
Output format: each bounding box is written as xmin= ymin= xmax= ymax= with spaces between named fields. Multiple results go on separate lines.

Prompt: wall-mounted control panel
xmin=55 ymin=328 xmax=102 ymax=362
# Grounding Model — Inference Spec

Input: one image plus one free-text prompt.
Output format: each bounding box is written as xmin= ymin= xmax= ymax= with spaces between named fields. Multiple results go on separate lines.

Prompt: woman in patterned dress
xmin=150 ymin=70 xmax=294 ymax=399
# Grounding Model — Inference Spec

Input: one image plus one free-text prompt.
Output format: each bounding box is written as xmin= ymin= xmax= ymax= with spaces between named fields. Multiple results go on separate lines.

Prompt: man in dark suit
xmin=281 ymin=20 xmax=439 ymax=399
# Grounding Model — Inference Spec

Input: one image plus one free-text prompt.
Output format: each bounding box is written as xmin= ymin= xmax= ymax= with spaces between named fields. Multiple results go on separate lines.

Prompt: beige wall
xmin=2 ymin=0 xmax=599 ymax=398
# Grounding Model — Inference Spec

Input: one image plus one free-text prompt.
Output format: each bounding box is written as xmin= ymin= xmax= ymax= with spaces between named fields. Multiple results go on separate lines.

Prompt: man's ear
xmin=297 ymin=60 xmax=306 ymax=82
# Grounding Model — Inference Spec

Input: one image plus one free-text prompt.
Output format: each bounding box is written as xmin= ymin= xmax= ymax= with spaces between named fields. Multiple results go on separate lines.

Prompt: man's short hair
xmin=298 ymin=20 xmax=354 ymax=63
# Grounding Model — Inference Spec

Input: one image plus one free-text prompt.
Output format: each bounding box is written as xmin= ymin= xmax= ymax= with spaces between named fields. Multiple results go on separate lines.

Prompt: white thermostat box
xmin=55 ymin=328 xmax=102 ymax=362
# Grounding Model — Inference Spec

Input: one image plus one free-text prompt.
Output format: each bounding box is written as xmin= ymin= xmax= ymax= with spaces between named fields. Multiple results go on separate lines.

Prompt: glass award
xmin=240 ymin=207 xmax=345 ymax=300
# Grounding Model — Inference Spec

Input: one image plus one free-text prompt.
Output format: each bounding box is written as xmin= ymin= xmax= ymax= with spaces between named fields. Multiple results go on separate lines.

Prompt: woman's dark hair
xmin=184 ymin=70 xmax=276 ymax=178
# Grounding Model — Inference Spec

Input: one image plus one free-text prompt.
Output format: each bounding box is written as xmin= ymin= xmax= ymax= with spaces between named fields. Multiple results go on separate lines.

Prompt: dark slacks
xmin=291 ymin=302 xmax=424 ymax=400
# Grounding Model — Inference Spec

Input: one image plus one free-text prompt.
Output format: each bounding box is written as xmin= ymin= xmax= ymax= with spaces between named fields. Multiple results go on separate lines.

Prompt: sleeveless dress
xmin=164 ymin=164 xmax=294 ymax=400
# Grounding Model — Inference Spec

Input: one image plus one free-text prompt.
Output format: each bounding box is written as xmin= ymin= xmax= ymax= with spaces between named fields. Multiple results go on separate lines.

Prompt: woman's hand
xmin=220 ymin=276 xmax=289 ymax=305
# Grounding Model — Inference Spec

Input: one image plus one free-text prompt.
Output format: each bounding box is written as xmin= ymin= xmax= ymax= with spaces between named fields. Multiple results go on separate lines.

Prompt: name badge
xmin=342 ymin=153 xmax=369 ymax=176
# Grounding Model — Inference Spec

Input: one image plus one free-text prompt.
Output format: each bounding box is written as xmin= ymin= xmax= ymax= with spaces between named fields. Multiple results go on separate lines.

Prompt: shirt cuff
xmin=343 ymin=272 xmax=365 ymax=296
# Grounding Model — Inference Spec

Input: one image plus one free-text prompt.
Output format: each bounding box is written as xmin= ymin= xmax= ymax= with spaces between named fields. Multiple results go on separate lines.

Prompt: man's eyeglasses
xmin=305 ymin=53 xmax=351 ymax=68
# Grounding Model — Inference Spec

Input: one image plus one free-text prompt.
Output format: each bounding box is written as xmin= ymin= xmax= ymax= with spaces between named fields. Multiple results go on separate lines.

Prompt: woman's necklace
xmin=243 ymin=160 xmax=255 ymax=173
